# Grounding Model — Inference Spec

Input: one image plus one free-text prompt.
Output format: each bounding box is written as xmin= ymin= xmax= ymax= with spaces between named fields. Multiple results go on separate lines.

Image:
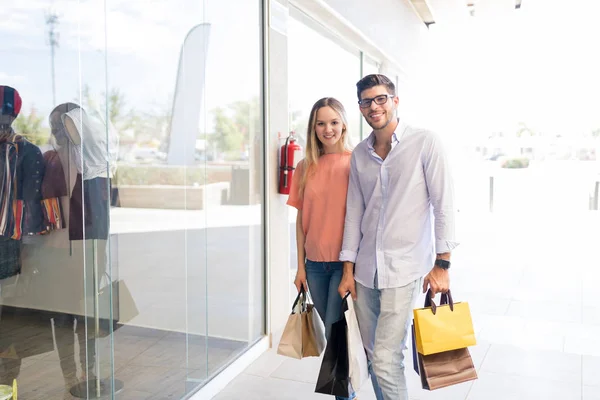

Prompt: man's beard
xmin=367 ymin=109 xmax=396 ymax=130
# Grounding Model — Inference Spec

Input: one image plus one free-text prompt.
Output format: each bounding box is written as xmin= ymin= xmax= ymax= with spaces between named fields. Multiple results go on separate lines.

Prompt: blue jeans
xmin=354 ymin=278 xmax=421 ymax=400
xmin=305 ymin=260 xmax=355 ymax=400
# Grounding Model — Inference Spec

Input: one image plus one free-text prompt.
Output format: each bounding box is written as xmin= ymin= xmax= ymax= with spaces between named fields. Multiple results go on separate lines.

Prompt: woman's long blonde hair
xmin=298 ymin=97 xmax=352 ymax=197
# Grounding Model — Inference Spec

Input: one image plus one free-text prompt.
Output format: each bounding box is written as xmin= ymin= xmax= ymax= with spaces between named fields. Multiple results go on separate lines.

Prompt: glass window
xmin=0 ymin=0 xmax=264 ymax=398
xmin=288 ymin=8 xmax=363 ymax=149
xmin=360 ymin=55 xmax=380 ymax=140
xmin=287 ymin=8 xmax=362 ymax=275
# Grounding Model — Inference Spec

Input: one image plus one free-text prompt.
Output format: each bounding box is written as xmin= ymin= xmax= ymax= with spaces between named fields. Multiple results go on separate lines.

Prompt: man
xmin=338 ymin=74 xmax=458 ymax=400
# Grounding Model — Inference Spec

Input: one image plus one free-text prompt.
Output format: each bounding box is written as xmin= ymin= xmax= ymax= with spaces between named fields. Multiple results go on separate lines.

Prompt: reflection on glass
xmin=1 ymin=0 xmax=264 ymax=398
xmin=288 ymin=9 xmax=362 ymax=148
xmin=287 ymin=9 xmax=363 ymax=276
xmin=361 ymin=57 xmax=380 ymax=141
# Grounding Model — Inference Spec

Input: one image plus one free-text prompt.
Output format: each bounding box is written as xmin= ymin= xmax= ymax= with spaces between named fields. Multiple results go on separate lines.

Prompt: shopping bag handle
xmin=291 ymin=286 xmax=316 ymax=313
xmin=291 ymin=286 xmax=306 ymax=313
xmin=424 ymin=289 xmax=454 ymax=315
xmin=340 ymin=292 xmax=351 ymax=313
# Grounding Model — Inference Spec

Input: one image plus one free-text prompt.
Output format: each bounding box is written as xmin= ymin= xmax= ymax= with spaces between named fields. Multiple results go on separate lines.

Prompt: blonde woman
xmin=287 ymin=97 xmax=355 ymax=400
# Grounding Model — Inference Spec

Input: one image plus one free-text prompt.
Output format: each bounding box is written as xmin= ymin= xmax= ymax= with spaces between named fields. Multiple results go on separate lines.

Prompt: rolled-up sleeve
xmin=339 ymin=153 xmax=364 ymax=263
xmin=423 ymin=133 xmax=459 ymax=254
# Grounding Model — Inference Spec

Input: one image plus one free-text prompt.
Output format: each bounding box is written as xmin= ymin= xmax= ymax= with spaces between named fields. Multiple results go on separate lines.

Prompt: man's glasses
xmin=358 ymin=94 xmax=395 ymax=109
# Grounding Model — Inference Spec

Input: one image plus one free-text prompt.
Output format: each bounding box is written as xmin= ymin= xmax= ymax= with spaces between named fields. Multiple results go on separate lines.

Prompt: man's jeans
xmin=305 ymin=260 xmax=355 ymax=400
xmin=354 ymin=278 xmax=421 ymax=400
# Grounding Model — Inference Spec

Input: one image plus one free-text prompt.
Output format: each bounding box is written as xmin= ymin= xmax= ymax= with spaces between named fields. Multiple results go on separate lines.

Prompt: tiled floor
xmin=215 ymin=211 xmax=600 ymax=399
xmin=0 ymin=317 xmax=247 ymax=400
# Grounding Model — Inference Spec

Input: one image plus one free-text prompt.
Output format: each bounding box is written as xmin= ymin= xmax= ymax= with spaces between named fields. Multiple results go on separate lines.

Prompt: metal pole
xmin=46 ymin=12 xmax=59 ymax=107
xmin=93 ymin=240 xmax=101 ymax=398
xmin=51 ymin=40 xmax=56 ymax=106
xmin=593 ymin=181 xmax=599 ymax=211
xmin=489 ymin=176 xmax=494 ymax=213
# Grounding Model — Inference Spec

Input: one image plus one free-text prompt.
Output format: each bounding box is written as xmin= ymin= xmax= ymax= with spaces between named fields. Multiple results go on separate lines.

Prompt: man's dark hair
xmin=356 ymin=74 xmax=396 ymax=100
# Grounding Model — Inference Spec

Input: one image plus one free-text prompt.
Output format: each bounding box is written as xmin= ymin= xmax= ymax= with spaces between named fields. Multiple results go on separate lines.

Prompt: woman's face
xmin=314 ymin=106 xmax=345 ymax=154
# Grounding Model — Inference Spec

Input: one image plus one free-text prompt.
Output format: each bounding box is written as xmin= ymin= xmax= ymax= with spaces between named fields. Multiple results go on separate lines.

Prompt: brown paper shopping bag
xmin=278 ymin=287 xmax=325 ymax=359
xmin=417 ymin=345 xmax=478 ymax=390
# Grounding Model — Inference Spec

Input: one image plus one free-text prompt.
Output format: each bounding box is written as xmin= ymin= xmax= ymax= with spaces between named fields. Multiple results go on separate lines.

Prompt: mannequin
xmin=42 ymin=102 xmax=120 ymax=398
xmin=63 ymin=115 xmax=81 ymax=145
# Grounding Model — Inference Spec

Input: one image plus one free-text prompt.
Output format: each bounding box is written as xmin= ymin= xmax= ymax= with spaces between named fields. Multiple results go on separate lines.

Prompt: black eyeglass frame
xmin=358 ymin=94 xmax=395 ymax=109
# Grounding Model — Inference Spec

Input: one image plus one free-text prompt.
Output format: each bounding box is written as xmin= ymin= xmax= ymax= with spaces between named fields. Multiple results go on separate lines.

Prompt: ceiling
xmin=409 ymin=0 xmax=523 ymax=26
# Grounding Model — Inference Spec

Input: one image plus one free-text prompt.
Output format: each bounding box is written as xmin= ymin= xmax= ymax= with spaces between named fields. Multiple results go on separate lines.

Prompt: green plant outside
xmin=500 ymin=157 xmax=530 ymax=169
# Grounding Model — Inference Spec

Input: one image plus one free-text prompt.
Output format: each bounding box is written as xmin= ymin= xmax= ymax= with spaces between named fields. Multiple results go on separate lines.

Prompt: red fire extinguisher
xmin=278 ymin=131 xmax=303 ymax=195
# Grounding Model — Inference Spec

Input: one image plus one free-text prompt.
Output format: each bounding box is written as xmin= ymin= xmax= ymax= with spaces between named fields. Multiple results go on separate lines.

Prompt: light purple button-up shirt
xmin=339 ymin=121 xmax=458 ymax=289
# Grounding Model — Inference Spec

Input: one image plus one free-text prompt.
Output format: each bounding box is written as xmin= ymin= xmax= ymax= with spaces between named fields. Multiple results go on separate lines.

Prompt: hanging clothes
xmin=43 ymin=103 xmax=118 ymax=242
xmin=41 ymin=150 xmax=109 ymax=241
xmin=0 ymin=141 xmax=19 ymax=238
xmin=0 ymin=137 xmax=48 ymax=280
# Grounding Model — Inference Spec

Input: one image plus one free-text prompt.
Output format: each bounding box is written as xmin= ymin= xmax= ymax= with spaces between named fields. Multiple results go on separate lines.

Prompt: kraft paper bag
xmin=277 ymin=287 xmax=325 ymax=359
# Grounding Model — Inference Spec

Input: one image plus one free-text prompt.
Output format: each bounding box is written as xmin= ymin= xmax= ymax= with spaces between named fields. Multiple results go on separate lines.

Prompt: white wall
xmin=266 ymin=0 xmax=293 ymax=344
xmin=321 ymin=0 xmax=433 ymax=127
xmin=266 ymin=0 xmax=431 ymax=340
xmin=322 ymin=0 xmax=429 ymax=76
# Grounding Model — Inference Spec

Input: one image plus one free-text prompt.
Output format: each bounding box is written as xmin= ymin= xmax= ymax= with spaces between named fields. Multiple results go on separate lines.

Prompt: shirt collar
xmin=367 ymin=119 xmax=406 ymax=151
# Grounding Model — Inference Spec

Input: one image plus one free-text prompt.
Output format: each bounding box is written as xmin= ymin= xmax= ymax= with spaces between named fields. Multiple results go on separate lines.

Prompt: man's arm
xmin=338 ymin=153 xmax=365 ymax=299
xmin=422 ymin=132 xmax=459 ymax=295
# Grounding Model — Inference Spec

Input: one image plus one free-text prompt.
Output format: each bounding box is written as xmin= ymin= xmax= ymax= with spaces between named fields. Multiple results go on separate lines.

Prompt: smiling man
xmin=338 ymin=74 xmax=458 ymax=400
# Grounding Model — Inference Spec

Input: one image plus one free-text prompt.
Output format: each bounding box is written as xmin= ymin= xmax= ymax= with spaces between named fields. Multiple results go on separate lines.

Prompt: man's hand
xmin=338 ymin=262 xmax=356 ymax=300
xmin=422 ymin=266 xmax=450 ymax=296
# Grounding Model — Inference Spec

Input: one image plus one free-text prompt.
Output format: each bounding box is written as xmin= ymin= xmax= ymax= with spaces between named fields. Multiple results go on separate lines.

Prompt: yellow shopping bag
xmin=413 ymin=290 xmax=476 ymax=356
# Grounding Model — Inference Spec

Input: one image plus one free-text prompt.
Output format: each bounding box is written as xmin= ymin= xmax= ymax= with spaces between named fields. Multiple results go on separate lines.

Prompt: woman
xmin=287 ymin=97 xmax=354 ymax=400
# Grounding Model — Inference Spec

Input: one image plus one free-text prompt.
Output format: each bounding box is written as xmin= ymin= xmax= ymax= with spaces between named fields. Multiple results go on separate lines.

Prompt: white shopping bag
xmin=344 ymin=295 xmax=369 ymax=392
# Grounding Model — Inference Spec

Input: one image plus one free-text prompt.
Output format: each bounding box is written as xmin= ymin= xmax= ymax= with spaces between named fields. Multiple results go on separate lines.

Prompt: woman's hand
xmin=294 ymin=266 xmax=308 ymax=293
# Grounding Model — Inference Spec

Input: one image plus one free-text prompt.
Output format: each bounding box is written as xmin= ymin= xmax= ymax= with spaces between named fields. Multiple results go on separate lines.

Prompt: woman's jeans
xmin=305 ymin=259 xmax=355 ymax=400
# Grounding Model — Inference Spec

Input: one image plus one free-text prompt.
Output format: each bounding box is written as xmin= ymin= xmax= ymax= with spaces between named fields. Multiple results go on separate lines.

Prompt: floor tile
xmin=505 ymin=299 xmax=582 ymax=324
xmin=213 ymin=373 xmax=325 ymax=400
xmin=114 ymin=364 xmax=190 ymax=399
xmin=243 ymin=350 xmax=287 ymax=378
xmin=583 ymin=355 xmax=600 ymax=387
xmin=565 ymin=326 xmax=600 ymax=357
xmin=269 ymin=354 xmax=323 ymax=384
xmin=478 ymin=344 xmax=581 ymax=384
xmin=409 ymin=378 xmax=473 ymax=400
xmin=584 ymin=385 xmax=600 ymax=400
xmin=583 ymin=306 xmax=600 ymax=326
xmin=467 ymin=371 xmax=581 ymax=400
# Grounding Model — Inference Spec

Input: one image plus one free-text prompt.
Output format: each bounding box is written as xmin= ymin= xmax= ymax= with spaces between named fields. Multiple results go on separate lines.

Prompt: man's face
xmin=358 ymin=85 xmax=399 ymax=131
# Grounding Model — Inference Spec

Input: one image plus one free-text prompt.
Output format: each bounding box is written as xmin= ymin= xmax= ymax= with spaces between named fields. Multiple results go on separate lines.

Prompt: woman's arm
xmin=293 ymin=209 xmax=308 ymax=293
